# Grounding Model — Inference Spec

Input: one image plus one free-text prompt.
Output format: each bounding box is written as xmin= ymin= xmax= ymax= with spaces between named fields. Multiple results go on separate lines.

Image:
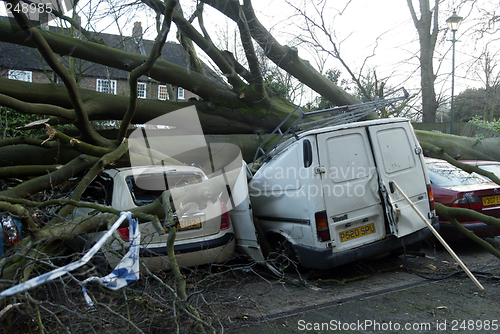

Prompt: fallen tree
xmin=1 ymin=0 xmax=500 ymax=332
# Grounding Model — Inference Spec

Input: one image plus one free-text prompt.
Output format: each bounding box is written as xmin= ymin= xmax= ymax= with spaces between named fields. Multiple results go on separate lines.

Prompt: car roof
xmin=297 ymin=117 xmax=410 ymax=138
xmin=460 ymin=160 xmax=500 ymax=166
xmin=103 ymin=165 xmax=207 ymax=177
xmin=424 ymin=157 xmax=454 ymax=164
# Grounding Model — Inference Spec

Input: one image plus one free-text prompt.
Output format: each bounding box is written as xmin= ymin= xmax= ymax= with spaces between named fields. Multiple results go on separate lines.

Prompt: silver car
xmin=76 ymin=165 xmax=235 ymax=271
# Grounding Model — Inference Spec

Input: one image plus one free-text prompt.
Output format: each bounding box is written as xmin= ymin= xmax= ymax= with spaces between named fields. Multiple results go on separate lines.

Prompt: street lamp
xmin=446 ymin=10 xmax=463 ymax=135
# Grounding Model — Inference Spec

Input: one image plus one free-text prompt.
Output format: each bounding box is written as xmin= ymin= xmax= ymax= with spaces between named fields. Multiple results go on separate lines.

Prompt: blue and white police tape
xmin=81 ymin=213 xmax=140 ymax=306
xmin=0 ymin=212 xmax=140 ymax=305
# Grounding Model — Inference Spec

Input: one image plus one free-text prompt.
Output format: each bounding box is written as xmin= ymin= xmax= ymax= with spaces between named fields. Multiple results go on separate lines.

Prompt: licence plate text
xmin=339 ymin=223 xmax=376 ymax=242
xmin=482 ymin=195 xmax=500 ymax=206
xmin=164 ymin=217 xmax=202 ymax=232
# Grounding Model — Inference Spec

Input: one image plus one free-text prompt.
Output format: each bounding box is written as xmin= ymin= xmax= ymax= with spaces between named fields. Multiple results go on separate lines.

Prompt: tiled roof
xmin=0 ymin=19 xmax=200 ymax=81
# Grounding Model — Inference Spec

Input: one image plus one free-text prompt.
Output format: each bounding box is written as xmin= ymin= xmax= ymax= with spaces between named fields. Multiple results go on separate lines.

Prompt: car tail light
xmin=451 ymin=196 xmax=482 ymax=210
xmin=2 ymin=215 xmax=21 ymax=247
xmin=315 ymin=211 xmax=331 ymax=242
xmin=118 ymin=227 xmax=130 ymax=241
xmin=220 ymin=200 xmax=230 ymax=230
xmin=426 ymin=184 xmax=435 ymax=211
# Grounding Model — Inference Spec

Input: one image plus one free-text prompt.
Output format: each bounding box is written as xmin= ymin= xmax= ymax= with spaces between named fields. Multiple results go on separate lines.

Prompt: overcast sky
xmin=250 ymin=0 xmax=493 ymax=98
xmin=2 ymin=0 xmax=497 ymax=104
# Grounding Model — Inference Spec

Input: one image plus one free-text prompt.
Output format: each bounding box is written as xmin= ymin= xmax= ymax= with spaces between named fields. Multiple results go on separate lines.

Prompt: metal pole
xmin=450 ymin=30 xmax=456 ymax=135
xmin=390 ymin=181 xmax=484 ymax=291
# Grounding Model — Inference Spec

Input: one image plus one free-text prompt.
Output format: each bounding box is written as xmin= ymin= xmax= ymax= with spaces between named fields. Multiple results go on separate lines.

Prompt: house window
xmin=137 ymin=82 xmax=147 ymax=99
xmin=158 ymin=85 xmax=169 ymax=100
xmin=8 ymin=70 xmax=32 ymax=82
xmin=96 ymin=78 xmax=117 ymax=94
xmin=177 ymin=87 xmax=185 ymax=100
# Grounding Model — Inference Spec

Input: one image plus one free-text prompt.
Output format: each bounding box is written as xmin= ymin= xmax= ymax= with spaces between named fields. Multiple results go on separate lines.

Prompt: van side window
xmin=303 ymin=139 xmax=313 ymax=168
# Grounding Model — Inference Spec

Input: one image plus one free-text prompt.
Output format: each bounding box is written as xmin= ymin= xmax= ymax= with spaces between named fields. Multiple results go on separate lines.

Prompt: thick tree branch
xmin=0 ymin=154 xmax=99 ymax=198
xmin=118 ymin=1 xmax=177 ymax=142
xmin=0 ymin=136 xmax=57 ymax=149
xmin=436 ymin=203 xmax=500 ymax=260
xmin=44 ymin=124 xmax=112 ymax=157
xmin=0 ymin=93 xmax=75 ymax=120
xmin=21 ymin=0 xmax=105 ymax=44
xmin=168 ymin=4 xmax=247 ymax=90
xmin=6 ymin=0 xmax=107 ymax=146
xmin=175 ymin=4 xmax=206 ymax=77
xmin=0 ymin=165 xmax=58 ymax=178
xmin=0 ymin=20 xmax=242 ymax=108
xmin=56 ymin=141 xmax=128 ymax=219
xmin=237 ymin=2 xmax=267 ymax=100
xmin=203 ymin=0 xmax=361 ymax=106
xmin=0 ymin=78 xmax=287 ymax=134
xmin=420 ymin=140 xmax=500 ymax=185
xmin=416 ymin=130 xmax=500 ymax=161
xmin=431 ymin=0 xmax=439 ymax=47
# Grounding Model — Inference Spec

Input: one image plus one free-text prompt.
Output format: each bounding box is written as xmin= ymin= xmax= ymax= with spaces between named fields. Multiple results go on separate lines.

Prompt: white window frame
xmin=177 ymin=87 xmax=185 ymax=100
xmin=137 ymin=82 xmax=147 ymax=99
xmin=158 ymin=85 xmax=169 ymax=101
xmin=96 ymin=78 xmax=117 ymax=94
xmin=8 ymin=70 xmax=32 ymax=82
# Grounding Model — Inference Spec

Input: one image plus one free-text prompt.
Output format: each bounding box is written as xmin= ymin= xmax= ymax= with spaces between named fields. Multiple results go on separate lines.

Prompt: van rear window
xmin=376 ymin=127 xmax=415 ymax=174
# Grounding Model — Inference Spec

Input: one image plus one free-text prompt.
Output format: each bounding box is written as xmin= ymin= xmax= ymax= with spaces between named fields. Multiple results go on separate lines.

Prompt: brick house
xmin=0 ymin=19 xmax=204 ymax=102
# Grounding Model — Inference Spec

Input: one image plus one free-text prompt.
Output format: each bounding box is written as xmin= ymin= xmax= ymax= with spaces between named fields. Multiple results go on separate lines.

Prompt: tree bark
xmin=416 ymin=130 xmax=500 ymax=161
xmin=407 ymin=0 xmax=439 ymax=123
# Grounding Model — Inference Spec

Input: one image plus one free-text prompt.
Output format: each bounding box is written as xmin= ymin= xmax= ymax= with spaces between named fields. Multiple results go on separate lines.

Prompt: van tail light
xmin=426 ymin=184 xmax=435 ymax=212
xmin=451 ymin=196 xmax=482 ymax=210
xmin=315 ymin=211 xmax=331 ymax=242
xmin=118 ymin=227 xmax=130 ymax=241
xmin=220 ymin=200 xmax=231 ymax=230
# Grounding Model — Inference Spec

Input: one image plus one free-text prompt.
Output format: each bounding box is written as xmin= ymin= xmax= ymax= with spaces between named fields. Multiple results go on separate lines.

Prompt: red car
xmin=425 ymin=158 xmax=500 ymax=240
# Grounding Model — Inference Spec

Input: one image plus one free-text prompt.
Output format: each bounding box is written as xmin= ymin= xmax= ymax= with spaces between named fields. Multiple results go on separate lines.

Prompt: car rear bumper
xmin=105 ymin=233 xmax=235 ymax=271
xmin=293 ymin=218 xmax=439 ymax=270
xmin=439 ymin=220 xmax=500 ymax=241
xmin=140 ymin=232 xmax=234 ymax=256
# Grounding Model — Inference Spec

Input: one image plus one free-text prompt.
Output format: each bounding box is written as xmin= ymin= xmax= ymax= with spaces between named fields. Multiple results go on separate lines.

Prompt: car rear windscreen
xmin=427 ymin=162 xmax=489 ymax=187
xmin=126 ymin=172 xmax=203 ymax=206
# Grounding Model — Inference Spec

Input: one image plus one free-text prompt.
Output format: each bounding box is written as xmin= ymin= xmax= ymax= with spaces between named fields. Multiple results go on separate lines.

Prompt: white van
xmin=246 ymin=118 xmax=438 ymax=270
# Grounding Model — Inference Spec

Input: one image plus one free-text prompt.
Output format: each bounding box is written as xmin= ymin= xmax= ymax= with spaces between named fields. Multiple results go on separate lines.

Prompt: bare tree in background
xmin=1 ymin=0 xmax=500 ymax=332
xmin=407 ymin=0 xmax=439 ymax=123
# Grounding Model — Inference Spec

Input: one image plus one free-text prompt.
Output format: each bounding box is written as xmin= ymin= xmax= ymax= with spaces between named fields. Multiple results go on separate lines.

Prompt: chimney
xmin=39 ymin=12 xmax=49 ymax=30
xmin=132 ymin=22 xmax=142 ymax=40
xmin=74 ymin=15 xmax=82 ymax=38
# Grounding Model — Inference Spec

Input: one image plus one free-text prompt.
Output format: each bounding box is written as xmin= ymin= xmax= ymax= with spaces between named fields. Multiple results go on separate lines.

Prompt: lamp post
xmin=446 ymin=10 xmax=463 ymax=135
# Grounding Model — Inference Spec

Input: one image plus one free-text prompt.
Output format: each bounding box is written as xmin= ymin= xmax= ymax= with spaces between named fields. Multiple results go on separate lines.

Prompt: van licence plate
xmin=482 ymin=195 xmax=500 ymax=206
xmin=339 ymin=223 xmax=376 ymax=242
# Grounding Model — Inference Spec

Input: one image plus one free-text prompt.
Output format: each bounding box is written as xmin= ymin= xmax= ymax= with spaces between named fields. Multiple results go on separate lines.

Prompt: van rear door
xmin=367 ymin=122 xmax=429 ymax=237
xmin=316 ymin=128 xmax=386 ymax=251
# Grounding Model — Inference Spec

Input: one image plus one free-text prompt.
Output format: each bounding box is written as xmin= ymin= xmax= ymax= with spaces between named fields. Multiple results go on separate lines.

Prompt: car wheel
xmin=267 ymin=235 xmax=298 ymax=271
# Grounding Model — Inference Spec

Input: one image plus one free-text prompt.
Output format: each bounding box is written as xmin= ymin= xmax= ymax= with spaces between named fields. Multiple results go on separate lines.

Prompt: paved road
xmin=223 ymin=238 xmax=500 ymax=333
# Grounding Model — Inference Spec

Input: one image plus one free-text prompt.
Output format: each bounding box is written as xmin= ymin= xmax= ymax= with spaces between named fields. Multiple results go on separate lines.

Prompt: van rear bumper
xmin=294 ymin=218 xmax=439 ymax=270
